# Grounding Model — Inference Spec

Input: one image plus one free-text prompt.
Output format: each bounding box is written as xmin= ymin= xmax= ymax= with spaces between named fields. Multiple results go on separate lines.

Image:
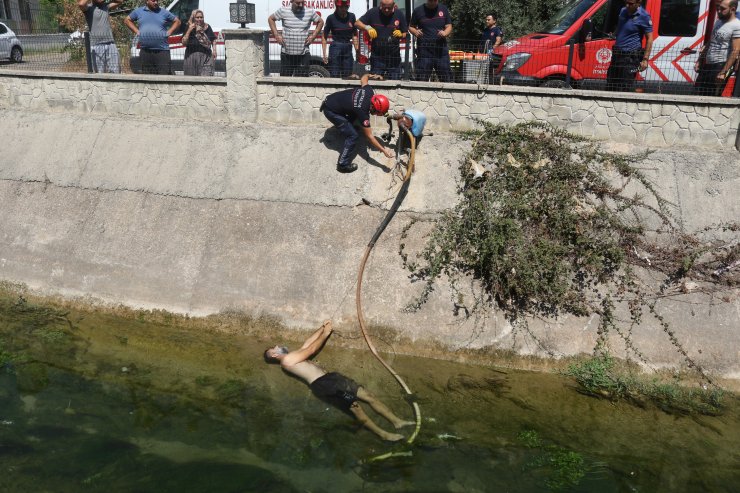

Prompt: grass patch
xmin=565 ymin=355 xmax=725 ymax=416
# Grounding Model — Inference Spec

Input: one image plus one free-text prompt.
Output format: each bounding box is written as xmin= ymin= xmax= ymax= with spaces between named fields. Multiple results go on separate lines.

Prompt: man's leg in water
xmin=356 ymin=387 xmax=414 ymax=429
xmin=349 ymin=401 xmax=404 ymax=442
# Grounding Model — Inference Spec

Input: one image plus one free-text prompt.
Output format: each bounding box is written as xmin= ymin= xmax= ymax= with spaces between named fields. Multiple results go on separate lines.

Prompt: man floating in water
xmin=264 ymin=320 xmax=413 ymax=441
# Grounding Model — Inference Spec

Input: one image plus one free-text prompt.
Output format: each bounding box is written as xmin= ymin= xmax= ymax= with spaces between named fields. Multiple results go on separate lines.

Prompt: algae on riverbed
xmin=0 ymin=290 xmax=738 ymax=492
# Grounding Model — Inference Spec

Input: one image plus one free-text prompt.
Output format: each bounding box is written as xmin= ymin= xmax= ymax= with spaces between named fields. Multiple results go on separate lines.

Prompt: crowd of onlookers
xmin=79 ymin=0 xmax=217 ymax=76
xmin=270 ymin=0 xmax=480 ymax=82
xmin=76 ymin=0 xmax=740 ymax=97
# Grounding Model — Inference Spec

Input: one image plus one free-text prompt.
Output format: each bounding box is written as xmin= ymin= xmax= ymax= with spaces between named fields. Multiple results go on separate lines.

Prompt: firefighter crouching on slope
xmin=320 ymin=74 xmax=394 ymax=173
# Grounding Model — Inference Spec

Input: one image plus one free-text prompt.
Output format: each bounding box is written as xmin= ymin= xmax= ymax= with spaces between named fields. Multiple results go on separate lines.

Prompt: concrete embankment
xmin=1 ymin=105 xmax=739 ymax=379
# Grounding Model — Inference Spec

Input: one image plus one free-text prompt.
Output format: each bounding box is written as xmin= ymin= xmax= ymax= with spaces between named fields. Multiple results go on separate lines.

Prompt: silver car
xmin=0 ymin=21 xmax=23 ymax=63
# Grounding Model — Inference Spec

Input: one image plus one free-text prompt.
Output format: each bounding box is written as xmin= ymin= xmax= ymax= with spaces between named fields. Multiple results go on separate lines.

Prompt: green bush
xmin=400 ymin=121 xmax=737 ymax=387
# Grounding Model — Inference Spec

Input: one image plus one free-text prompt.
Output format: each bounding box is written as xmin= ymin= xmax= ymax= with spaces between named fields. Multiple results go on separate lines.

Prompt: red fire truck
xmin=495 ymin=0 xmax=735 ymax=95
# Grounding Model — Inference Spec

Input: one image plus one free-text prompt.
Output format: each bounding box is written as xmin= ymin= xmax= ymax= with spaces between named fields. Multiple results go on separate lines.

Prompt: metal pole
xmin=84 ymin=31 xmax=93 ymax=73
xmin=565 ymin=38 xmax=574 ymax=89
xmin=263 ymin=31 xmax=270 ymax=76
xmin=404 ymin=0 xmax=412 ymax=80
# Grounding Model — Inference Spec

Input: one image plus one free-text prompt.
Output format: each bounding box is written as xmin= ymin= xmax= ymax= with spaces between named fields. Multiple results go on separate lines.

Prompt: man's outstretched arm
xmin=281 ymin=321 xmax=332 ymax=367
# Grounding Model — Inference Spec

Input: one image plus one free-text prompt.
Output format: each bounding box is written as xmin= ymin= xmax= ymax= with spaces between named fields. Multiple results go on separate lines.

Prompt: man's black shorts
xmin=310 ymin=372 xmax=360 ymax=412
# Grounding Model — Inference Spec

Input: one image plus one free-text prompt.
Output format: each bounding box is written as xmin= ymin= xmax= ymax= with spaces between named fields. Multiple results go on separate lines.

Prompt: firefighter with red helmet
xmin=320 ymin=74 xmax=394 ymax=173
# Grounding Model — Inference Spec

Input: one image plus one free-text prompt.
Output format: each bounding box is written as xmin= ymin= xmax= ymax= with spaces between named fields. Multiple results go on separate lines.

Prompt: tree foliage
xmin=448 ymin=0 xmax=568 ymax=44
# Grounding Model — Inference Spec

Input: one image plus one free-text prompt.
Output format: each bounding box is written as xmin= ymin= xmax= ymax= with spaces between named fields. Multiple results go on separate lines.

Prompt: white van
xmin=129 ymin=0 xmax=368 ymax=76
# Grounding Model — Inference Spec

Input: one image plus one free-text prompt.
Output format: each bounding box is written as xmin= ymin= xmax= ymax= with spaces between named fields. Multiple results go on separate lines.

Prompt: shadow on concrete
xmin=320 ymin=127 xmax=392 ymax=173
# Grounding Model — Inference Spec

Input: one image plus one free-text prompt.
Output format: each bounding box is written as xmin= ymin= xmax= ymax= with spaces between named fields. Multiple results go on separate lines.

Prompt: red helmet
xmin=371 ymin=94 xmax=390 ymax=115
xmin=335 ymin=0 xmax=350 ymax=6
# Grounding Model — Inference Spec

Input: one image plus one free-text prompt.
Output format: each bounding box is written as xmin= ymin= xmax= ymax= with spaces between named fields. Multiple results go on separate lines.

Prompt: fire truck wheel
xmin=308 ymin=64 xmax=330 ymax=78
xmin=541 ymin=78 xmax=569 ymax=89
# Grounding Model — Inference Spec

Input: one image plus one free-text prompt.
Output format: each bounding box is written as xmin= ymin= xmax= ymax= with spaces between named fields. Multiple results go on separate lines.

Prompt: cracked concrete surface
xmin=0 ymin=108 xmax=738 ymax=378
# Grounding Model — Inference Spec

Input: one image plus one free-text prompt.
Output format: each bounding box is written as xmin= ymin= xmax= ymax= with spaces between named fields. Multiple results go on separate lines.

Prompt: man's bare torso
xmin=282 ymin=360 xmax=326 ymax=384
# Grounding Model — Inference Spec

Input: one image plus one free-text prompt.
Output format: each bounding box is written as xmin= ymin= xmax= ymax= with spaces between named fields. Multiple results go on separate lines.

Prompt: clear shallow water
xmin=0 ymin=295 xmax=738 ymax=493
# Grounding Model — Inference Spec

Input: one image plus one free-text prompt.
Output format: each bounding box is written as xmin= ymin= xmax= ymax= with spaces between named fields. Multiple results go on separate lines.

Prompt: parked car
xmin=0 ymin=21 xmax=23 ymax=63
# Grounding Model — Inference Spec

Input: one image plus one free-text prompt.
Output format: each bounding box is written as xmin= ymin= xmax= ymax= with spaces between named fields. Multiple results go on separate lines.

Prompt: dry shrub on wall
xmin=399 ymin=121 xmax=738 ymax=387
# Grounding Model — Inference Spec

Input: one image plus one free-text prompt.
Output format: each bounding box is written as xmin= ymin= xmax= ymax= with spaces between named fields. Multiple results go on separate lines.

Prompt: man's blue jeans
xmin=322 ymin=107 xmax=358 ymax=168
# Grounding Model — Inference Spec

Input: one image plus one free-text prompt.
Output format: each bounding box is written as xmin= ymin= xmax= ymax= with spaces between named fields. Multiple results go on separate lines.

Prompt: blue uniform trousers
xmin=321 ymin=106 xmax=358 ymax=168
xmin=328 ymin=42 xmax=354 ymax=78
xmin=370 ymin=55 xmax=402 ymax=80
xmin=415 ymin=47 xmax=451 ymax=82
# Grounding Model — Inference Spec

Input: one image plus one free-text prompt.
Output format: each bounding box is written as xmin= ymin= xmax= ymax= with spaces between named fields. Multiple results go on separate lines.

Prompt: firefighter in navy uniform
xmin=409 ymin=0 xmax=453 ymax=82
xmin=321 ymin=0 xmax=359 ymax=78
xmin=605 ymin=0 xmax=653 ymax=92
xmin=320 ymin=74 xmax=394 ymax=173
xmin=355 ymin=0 xmax=408 ymax=80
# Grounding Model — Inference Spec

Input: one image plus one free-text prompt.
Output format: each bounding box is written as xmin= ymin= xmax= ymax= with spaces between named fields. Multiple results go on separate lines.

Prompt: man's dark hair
xmin=264 ymin=348 xmax=278 ymax=364
xmin=264 ymin=346 xmax=288 ymax=364
xmin=730 ymin=0 xmax=738 ymax=11
xmin=488 ymin=13 xmax=497 ymax=21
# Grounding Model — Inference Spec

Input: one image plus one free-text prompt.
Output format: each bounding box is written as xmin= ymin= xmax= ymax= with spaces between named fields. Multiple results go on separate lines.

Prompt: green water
xmin=0 ymin=295 xmax=738 ymax=493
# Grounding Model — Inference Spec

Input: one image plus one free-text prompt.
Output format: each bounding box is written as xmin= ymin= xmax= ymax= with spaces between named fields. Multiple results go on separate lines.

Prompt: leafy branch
xmin=400 ymin=121 xmax=738 ymax=385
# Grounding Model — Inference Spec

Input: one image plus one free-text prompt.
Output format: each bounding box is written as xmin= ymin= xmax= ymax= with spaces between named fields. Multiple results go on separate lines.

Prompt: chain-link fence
xmin=4 ymin=9 xmax=736 ymax=96
xmin=0 ymin=5 xmax=225 ymax=77
xmin=265 ymin=31 xmax=738 ymax=97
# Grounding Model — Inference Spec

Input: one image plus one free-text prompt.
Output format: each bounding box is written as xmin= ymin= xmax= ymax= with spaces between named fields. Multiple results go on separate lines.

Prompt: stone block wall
xmin=1 ymin=28 xmax=738 ymax=148
xmin=257 ymin=78 xmax=740 ymax=149
xmin=0 ymin=71 xmax=227 ymax=121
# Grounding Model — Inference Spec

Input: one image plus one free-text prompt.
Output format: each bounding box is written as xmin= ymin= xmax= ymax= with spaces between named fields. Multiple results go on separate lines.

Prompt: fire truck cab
xmin=496 ymin=0 xmax=727 ymax=94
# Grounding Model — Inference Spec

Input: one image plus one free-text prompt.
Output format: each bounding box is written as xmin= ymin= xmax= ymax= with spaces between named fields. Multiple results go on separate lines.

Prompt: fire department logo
xmin=363 ymin=119 xmax=370 ymax=126
xmin=394 ymin=20 xmax=399 ymax=26
xmin=348 ymin=22 xmax=352 ymax=26
xmin=438 ymin=11 xmax=443 ymax=16
xmin=596 ymin=47 xmax=612 ymax=64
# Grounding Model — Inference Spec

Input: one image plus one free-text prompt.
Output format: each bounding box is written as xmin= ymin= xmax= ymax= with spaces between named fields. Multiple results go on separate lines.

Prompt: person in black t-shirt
xmin=409 ymin=0 xmax=452 ymax=82
xmin=480 ymin=13 xmax=503 ymax=53
xmin=320 ymin=74 xmax=394 ymax=173
xmin=355 ymin=0 xmax=408 ymax=80
xmin=322 ymin=0 xmax=359 ymax=78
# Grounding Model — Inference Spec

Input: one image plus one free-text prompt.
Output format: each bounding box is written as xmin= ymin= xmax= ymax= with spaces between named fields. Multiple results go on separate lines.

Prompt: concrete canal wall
xmin=1 ymin=30 xmax=738 ymax=379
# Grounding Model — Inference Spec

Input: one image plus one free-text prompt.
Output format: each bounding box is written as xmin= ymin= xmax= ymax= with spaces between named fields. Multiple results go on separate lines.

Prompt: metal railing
xmin=264 ymin=32 xmax=739 ymax=97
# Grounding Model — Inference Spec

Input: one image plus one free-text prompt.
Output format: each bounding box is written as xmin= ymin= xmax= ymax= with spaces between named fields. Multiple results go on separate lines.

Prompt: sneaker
xmin=337 ymin=163 xmax=358 ymax=173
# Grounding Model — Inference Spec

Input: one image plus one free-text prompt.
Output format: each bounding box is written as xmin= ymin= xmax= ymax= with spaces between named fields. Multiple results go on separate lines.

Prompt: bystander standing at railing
xmin=409 ymin=0 xmax=452 ymax=82
xmin=182 ymin=9 xmax=217 ymax=76
xmin=605 ymin=0 xmax=653 ymax=92
xmin=481 ymin=12 xmax=503 ymax=82
xmin=355 ymin=0 xmax=407 ymax=80
xmin=124 ymin=0 xmax=180 ymax=75
xmin=480 ymin=13 xmax=502 ymax=53
xmin=321 ymin=0 xmax=358 ymax=78
xmin=78 ymin=0 xmax=122 ymax=73
xmin=694 ymin=0 xmax=740 ymax=96
xmin=268 ymin=0 xmax=323 ymax=77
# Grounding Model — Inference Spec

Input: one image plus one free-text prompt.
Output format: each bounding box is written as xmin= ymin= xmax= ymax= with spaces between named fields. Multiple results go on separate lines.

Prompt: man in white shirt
xmin=269 ymin=0 xmax=324 ymax=77
xmin=695 ymin=0 xmax=740 ymax=95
